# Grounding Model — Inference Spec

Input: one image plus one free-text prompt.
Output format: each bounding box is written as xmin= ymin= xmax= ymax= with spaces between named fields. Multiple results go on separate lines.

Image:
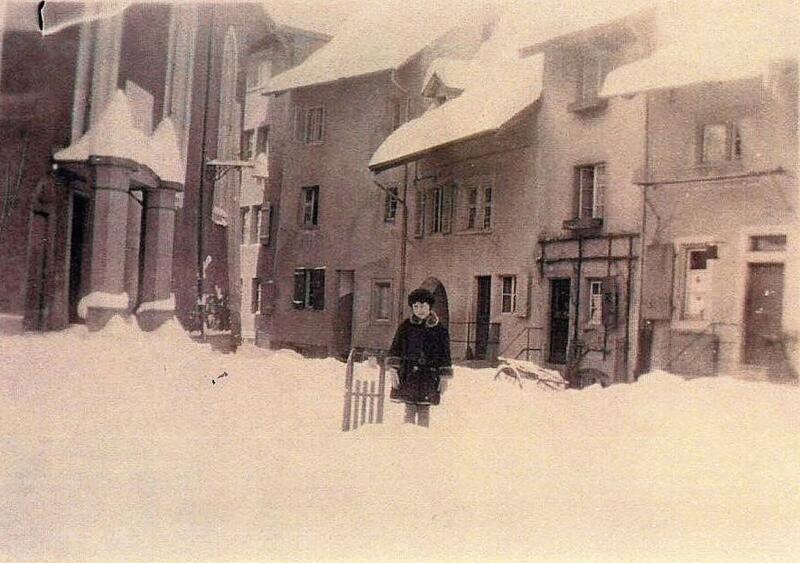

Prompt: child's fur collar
xmin=410 ymin=311 xmax=439 ymax=327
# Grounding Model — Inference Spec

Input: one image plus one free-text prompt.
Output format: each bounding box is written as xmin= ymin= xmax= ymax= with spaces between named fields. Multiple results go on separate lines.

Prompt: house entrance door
xmin=68 ymin=193 xmax=90 ymax=323
xmin=334 ymin=270 xmax=355 ymax=359
xmin=475 ymin=276 xmax=491 ymax=359
xmin=548 ymin=278 xmax=571 ymax=364
xmin=744 ymin=263 xmax=785 ymax=367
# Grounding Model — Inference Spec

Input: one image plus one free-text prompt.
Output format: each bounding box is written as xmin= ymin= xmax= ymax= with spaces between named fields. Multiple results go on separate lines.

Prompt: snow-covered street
xmin=2 ymin=319 xmax=799 ymax=562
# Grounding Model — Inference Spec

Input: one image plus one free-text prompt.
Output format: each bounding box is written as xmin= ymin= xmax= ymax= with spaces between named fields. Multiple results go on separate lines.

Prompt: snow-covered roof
xmin=149 ymin=118 xmax=186 ymax=184
xmin=369 ymin=53 xmax=544 ymax=171
xmin=265 ymin=0 xmax=501 ymax=94
xmin=513 ymin=0 xmax=656 ymax=52
xmin=54 ymin=90 xmax=185 ymax=184
xmin=601 ymin=0 xmax=799 ymax=97
xmin=260 ymin=0 xmax=357 ymax=38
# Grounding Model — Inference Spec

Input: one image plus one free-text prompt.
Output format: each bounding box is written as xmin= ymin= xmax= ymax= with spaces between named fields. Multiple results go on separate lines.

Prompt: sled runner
xmin=495 ymin=357 xmax=568 ymax=391
xmin=342 ymin=348 xmax=387 ymax=431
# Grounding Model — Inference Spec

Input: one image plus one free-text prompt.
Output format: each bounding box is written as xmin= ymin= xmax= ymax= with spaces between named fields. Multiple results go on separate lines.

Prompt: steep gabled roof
xmin=513 ymin=0 xmax=656 ymax=53
xmin=602 ymin=0 xmax=799 ymax=97
xmin=369 ymin=53 xmax=544 ymax=171
xmin=265 ymin=0 xmax=502 ymax=94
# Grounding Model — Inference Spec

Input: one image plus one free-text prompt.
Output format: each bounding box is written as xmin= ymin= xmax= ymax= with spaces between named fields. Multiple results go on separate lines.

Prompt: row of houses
xmin=246 ymin=0 xmax=799 ymax=384
xmin=1 ymin=1 xmax=798 ymax=385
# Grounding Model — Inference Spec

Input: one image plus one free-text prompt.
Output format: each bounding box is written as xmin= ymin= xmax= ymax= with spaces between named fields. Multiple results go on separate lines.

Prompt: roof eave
xmin=264 ymin=67 xmax=394 ymax=96
xmin=370 ymin=129 xmax=498 ymax=173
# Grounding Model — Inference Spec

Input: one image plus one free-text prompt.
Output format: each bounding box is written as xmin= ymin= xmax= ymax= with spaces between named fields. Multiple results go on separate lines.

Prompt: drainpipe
xmin=390 ymin=69 xmax=410 ymax=321
xmin=196 ymin=7 xmax=215 ymax=336
xmin=397 ymin=163 xmax=409 ymax=323
xmin=633 ymin=89 xmax=652 ymax=381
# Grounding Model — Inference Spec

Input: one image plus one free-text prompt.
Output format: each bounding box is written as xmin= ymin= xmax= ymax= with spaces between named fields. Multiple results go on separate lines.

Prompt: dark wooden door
xmin=475 ymin=276 xmax=491 ymax=359
xmin=548 ymin=278 xmax=571 ymax=364
xmin=744 ymin=263 xmax=785 ymax=366
xmin=334 ymin=270 xmax=354 ymax=359
xmin=68 ymin=194 xmax=90 ymax=323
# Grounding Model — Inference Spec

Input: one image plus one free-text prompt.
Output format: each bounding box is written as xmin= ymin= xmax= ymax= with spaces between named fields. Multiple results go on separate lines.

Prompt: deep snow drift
xmin=2 ymin=318 xmax=799 ymax=562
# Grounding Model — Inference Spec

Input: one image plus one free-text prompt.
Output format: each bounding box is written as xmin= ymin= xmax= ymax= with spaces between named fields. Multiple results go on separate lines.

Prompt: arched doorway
xmin=419 ymin=277 xmax=449 ymax=327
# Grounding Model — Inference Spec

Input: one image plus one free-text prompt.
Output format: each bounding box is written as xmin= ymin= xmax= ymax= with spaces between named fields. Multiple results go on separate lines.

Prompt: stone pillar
xmin=136 ymin=185 xmax=178 ymax=331
xmin=85 ymin=164 xmax=131 ymax=330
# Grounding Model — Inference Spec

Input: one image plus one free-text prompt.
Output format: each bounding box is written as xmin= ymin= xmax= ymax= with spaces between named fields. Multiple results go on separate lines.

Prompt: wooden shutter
xmin=441 ymin=184 xmax=454 ymax=234
xmin=259 ymin=202 xmax=271 ymax=244
xmin=293 ymin=269 xmax=305 ymax=309
xmin=415 ymin=192 xmax=426 ymax=237
xmin=594 ymin=164 xmax=606 ymax=219
xmin=514 ymin=273 xmax=531 ymax=318
xmin=311 ymin=268 xmax=325 ymax=310
xmin=641 ymin=244 xmax=674 ymax=320
xmin=601 ymin=275 xmax=618 ymax=328
xmin=293 ymin=106 xmax=303 ymax=141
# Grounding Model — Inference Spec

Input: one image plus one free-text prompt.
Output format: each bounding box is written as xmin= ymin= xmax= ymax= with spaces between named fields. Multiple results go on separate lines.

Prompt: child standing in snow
xmin=387 ymin=288 xmax=453 ymax=427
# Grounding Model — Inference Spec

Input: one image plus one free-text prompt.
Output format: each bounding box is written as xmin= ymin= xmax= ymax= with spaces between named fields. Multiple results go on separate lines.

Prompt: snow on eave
xmin=513 ymin=0 xmax=656 ymax=54
xmin=54 ymin=89 xmax=153 ymax=168
xmin=600 ymin=3 xmax=800 ymax=98
xmin=265 ymin=0 xmax=499 ymax=95
xmin=54 ymin=90 xmax=186 ymax=185
xmin=149 ymin=118 xmax=186 ymax=184
xmin=370 ymin=54 xmax=544 ymax=171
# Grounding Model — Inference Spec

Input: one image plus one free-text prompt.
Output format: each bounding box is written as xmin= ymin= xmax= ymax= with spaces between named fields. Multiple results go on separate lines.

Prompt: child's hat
xmin=408 ymin=287 xmax=435 ymax=307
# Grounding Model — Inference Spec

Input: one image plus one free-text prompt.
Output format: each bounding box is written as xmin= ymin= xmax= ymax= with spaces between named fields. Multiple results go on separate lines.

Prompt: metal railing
xmin=497 ymin=325 xmax=545 ymax=361
xmin=449 ymin=321 xmax=501 ymax=360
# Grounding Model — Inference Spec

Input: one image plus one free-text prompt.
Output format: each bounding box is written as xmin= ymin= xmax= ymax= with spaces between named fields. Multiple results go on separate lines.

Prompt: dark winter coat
xmin=387 ymin=312 xmax=453 ymax=405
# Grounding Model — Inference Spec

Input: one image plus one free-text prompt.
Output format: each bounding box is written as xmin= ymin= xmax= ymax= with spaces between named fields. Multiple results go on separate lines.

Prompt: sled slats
xmin=342 ymin=349 xmax=387 ymax=431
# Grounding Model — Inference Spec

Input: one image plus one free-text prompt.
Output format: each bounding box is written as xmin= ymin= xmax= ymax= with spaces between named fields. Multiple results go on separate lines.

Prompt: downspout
xmin=390 ymin=69 xmax=410 ymax=322
xmin=196 ymin=7 xmax=215 ymax=336
xmin=633 ymin=90 xmax=651 ymax=381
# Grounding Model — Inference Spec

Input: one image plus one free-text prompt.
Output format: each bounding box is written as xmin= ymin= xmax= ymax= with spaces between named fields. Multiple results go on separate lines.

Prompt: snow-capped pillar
xmin=136 ymin=184 xmax=179 ymax=331
xmin=86 ymin=161 xmax=132 ymax=330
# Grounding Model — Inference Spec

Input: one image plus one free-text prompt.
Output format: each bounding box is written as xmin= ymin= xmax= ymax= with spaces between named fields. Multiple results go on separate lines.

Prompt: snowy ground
xmin=2 ymin=318 xmax=799 ymax=562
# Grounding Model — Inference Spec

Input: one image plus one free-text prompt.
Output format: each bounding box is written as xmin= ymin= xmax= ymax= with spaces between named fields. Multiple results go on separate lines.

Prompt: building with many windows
xmin=238 ymin=19 xmax=330 ymax=343
xmin=259 ymin=0 xmax=499 ymax=357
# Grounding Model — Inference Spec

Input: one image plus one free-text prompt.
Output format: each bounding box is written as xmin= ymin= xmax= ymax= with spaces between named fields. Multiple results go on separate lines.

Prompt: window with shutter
xmin=576 ymin=163 xmax=605 ymax=219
